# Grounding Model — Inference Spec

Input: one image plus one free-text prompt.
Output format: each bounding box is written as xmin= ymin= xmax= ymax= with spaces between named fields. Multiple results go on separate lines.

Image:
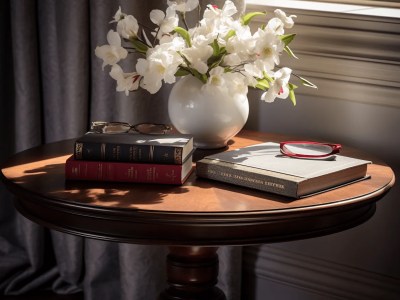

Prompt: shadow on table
xmin=6 ymin=162 xmax=191 ymax=208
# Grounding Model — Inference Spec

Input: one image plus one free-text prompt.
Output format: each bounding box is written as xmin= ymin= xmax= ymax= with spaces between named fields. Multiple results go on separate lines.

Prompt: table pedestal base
xmin=159 ymin=246 xmax=226 ymax=300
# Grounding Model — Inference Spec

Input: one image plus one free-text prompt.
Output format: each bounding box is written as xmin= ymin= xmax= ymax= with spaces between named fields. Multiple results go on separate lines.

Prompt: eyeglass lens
xmin=101 ymin=122 xmax=132 ymax=133
xmin=282 ymin=143 xmax=334 ymax=156
xmin=133 ymin=123 xmax=170 ymax=135
xmin=90 ymin=122 xmax=171 ymax=135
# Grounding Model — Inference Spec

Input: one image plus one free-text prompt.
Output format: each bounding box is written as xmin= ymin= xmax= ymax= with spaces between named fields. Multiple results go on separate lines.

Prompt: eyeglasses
xmin=280 ymin=141 xmax=341 ymax=158
xmin=90 ymin=121 xmax=172 ymax=135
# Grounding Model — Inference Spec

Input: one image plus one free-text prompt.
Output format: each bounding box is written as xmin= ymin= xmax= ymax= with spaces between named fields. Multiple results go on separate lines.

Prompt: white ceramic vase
xmin=168 ymin=76 xmax=249 ymax=149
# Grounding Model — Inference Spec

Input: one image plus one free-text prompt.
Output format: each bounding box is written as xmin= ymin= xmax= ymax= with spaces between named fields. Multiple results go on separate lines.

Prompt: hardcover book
xmin=74 ymin=133 xmax=193 ymax=165
xmin=196 ymin=142 xmax=370 ymax=198
xmin=65 ymin=155 xmax=193 ymax=185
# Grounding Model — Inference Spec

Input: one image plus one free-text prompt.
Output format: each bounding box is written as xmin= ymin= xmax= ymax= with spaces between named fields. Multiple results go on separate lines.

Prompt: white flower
xmin=150 ymin=7 xmax=179 ymax=39
xmin=203 ymin=68 xmax=251 ymax=97
xmin=117 ymin=15 xmax=139 ymax=39
xmin=243 ymin=61 xmax=274 ymax=84
xmin=253 ymin=28 xmax=284 ymax=69
xmin=266 ymin=18 xmax=285 ymax=35
xmin=261 ymin=67 xmax=292 ymax=103
xmin=208 ymin=66 xmax=225 ymax=86
xmin=189 ymin=3 xmax=241 ymax=49
xmin=202 ymin=67 xmax=226 ymax=93
xmin=223 ymin=53 xmax=241 ymax=66
xmin=244 ymin=61 xmax=263 ymax=78
xmin=224 ymin=72 xmax=249 ymax=96
xmin=221 ymin=0 xmax=238 ymax=17
xmin=199 ymin=1 xmax=237 ymax=40
xmin=167 ymin=0 xmax=199 ymax=12
xmin=190 ymin=24 xmax=218 ymax=47
xmin=205 ymin=0 xmax=237 ymax=19
xmin=110 ymin=6 xmax=126 ymax=23
xmin=225 ymin=23 xmax=254 ymax=59
xmin=136 ymin=41 xmax=184 ymax=94
xmin=274 ymin=9 xmax=296 ymax=29
xmin=136 ymin=58 xmax=162 ymax=94
xmin=95 ymin=30 xmax=128 ymax=69
xmin=181 ymin=43 xmax=213 ymax=74
xmin=162 ymin=35 xmax=186 ymax=51
xmin=109 ymin=64 xmax=141 ymax=96
xmin=267 ymin=10 xmax=296 ymax=36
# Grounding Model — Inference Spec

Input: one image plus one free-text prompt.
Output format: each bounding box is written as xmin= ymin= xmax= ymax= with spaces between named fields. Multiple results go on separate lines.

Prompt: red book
xmin=65 ymin=155 xmax=193 ymax=185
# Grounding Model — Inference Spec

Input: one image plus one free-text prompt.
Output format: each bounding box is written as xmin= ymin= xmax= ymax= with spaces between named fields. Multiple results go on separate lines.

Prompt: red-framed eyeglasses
xmin=280 ymin=141 xmax=342 ymax=158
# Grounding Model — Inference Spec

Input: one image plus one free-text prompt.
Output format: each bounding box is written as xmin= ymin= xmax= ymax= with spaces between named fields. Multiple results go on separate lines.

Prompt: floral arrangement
xmin=95 ymin=0 xmax=316 ymax=104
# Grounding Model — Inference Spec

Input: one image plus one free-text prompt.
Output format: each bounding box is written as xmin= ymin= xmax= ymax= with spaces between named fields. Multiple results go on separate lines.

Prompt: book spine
xmin=74 ymin=142 xmax=183 ymax=164
xmin=65 ymin=159 xmax=185 ymax=184
xmin=196 ymin=160 xmax=299 ymax=198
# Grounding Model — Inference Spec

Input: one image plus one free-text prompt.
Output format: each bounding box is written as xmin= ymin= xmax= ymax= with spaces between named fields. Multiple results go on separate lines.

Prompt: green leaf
xmin=209 ymin=39 xmax=227 ymax=56
xmin=208 ymin=54 xmax=226 ymax=70
xmin=288 ymin=83 xmax=298 ymax=106
xmin=174 ymin=26 xmax=192 ymax=47
xmin=281 ymin=35 xmax=298 ymax=59
xmin=299 ymin=76 xmax=317 ymax=89
xmin=262 ymin=72 xmax=273 ymax=82
xmin=241 ymin=11 xmax=266 ymax=26
xmin=255 ymin=78 xmax=270 ymax=90
xmin=224 ymin=66 xmax=232 ymax=73
xmin=280 ymin=34 xmax=296 ymax=46
xmin=130 ymin=39 xmax=149 ymax=54
xmin=284 ymin=45 xmax=298 ymax=59
xmin=210 ymin=39 xmax=220 ymax=56
xmin=225 ymin=29 xmax=236 ymax=40
xmin=175 ymin=68 xmax=191 ymax=77
xmin=207 ymin=40 xmax=226 ymax=70
xmin=289 ymin=89 xmax=296 ymax=106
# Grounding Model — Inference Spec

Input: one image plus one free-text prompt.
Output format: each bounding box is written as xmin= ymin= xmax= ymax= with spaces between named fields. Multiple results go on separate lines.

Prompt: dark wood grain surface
xmin=1 ymin=130 xmax=395 ymax=246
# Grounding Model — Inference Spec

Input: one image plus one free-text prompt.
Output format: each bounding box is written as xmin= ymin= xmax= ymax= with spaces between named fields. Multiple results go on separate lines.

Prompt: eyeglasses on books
xmin=280 ymin=141 xmax=342 ymax=158
xmin=90 ymin=121 xmax=172 ymax=135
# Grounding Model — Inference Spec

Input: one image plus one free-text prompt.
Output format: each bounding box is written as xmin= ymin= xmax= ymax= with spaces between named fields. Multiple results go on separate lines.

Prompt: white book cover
xmin=207 ymin=142 xmax=370 ymax=179
xmin=196 ymin=142 xmax=371 ymax=198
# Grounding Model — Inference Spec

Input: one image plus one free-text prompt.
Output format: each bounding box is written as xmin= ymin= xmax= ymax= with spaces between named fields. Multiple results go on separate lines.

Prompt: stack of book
xmin=65 ymin=132 xmax=194 ymax=184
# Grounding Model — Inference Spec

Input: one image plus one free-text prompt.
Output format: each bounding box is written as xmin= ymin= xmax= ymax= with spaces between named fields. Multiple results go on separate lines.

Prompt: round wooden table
xmin=0 ymin=130 xmax=395 ymax=300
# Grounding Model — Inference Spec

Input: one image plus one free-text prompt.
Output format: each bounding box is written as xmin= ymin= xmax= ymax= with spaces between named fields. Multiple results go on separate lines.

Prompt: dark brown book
xmin=196 ymin=142 xmax=370 ymax=198
xmin=74 ymin=133 xmax=193 ymax=165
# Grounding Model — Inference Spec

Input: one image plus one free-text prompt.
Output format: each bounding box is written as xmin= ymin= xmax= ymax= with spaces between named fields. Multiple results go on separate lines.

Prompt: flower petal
xmin=107 ymin=30 xmax=122 ymax=46
xmin=109 ymin=64 xmax=124 ymax=80
xmin=150 ymin=9 xmax=165 ymax=25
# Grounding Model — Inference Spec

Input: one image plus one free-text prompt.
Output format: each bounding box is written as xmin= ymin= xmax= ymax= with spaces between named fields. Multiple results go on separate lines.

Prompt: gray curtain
xmin=0 ymin=0 xmax=245 ymax=299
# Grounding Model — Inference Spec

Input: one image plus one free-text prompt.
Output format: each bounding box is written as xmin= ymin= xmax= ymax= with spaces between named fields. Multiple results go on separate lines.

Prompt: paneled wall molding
xmin=280 ymin=53 xmax=400 ymax=108
xmin=243 ymin=245 xmax=400 ymax=300
xmin=243 ymin=4 xmax=400 ymax=299
xmin=247 ymin=1 xmax=400 ymax=108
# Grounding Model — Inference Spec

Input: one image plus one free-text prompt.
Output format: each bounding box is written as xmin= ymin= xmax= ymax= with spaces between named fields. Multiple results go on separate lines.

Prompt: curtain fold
xmin=1 ymin=1 xmax=246 ymax=299
xmin=10 ymin=0 xmax=43 ymax=151
xmin=37 ymin=0 xmax=90 ymax=141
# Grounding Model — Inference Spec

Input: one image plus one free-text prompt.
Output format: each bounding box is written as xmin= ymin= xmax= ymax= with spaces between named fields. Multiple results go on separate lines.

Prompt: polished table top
xmin=0 ymin=130 xmax=395 ymax=246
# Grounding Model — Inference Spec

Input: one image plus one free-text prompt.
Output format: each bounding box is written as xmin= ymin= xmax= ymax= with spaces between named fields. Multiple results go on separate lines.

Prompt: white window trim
xmin=288 ymin=0 xmax=400 ymax=9
xmin=246 ymin=0 xmax=400 ymax=19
